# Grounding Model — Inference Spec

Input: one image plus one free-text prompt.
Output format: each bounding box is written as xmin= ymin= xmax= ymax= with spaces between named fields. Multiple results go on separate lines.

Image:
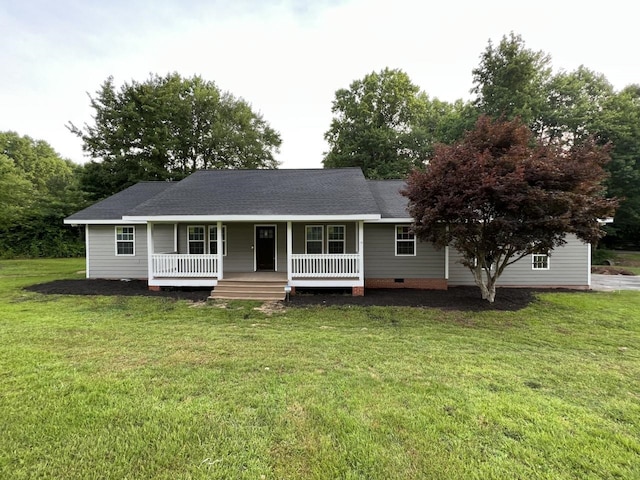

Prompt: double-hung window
xmin=305 ymin=226 xmax=324 ymax=254
xmin=188 ymin=226 xmax=205 ymax=254
xmin=532 ymin=253 xmax=550 ymax=270
xmin=327 ymin=225 xmax=345 ymax=254
xmin=209 ymin=225 xmax=227 ymax=256
xmin=115 ymin=226 xmax=135 ymax=256
xmin=395 ymin=225 xmax=415 ymax=256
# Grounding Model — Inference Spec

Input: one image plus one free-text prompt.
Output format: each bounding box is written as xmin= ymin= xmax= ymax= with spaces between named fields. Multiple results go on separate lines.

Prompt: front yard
xmin=1 ymin=259 xmax=639 ymax=479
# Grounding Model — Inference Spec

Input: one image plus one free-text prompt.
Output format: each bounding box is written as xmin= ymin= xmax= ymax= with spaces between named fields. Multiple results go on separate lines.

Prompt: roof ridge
xmin=194 ymin=167 xmax=364 ymax=172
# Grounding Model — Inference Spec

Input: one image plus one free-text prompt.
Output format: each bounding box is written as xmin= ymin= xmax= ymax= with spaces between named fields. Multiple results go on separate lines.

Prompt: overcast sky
xmin=1 ymin=0 xmax=637 ymax=169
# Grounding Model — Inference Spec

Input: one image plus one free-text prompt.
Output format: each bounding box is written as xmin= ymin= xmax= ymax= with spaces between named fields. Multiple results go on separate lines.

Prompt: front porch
xmin=146 ymin=221 xmax=365 ymax=294
xmin=149 ymin=252 xmax=362 ymax=284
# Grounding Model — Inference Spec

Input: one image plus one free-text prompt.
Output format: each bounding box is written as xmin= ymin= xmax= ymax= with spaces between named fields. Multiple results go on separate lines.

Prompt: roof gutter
xmin=63 ymin=219 xmax=147 ymax=226
xmin=121 ymin=214 xmax=381 ymax=222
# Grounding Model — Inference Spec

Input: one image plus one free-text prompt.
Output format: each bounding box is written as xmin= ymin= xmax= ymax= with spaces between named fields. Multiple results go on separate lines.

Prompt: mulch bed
xmin=24 ymin=278 xmax=585 ymax=311
xmin=24 ymin=279 xmax=211 ymax=302
xmin=288 ymin=287 xmax=580 ymax=311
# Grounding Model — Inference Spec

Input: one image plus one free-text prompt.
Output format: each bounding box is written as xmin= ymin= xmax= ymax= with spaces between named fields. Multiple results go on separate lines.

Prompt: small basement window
xmin=115 ymin=226 xmax=135 ymax=256
xmin=532 ymin=253 xmax=550 ymax=270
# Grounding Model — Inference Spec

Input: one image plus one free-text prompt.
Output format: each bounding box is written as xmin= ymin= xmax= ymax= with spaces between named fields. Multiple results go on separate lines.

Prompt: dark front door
xmin=255 ymin=226 xmax=276 ymax=271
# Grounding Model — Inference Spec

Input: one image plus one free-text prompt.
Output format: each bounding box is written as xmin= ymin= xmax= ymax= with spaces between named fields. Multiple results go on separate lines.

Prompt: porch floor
xmin=223 ymin=272 xmax=288 ymax=281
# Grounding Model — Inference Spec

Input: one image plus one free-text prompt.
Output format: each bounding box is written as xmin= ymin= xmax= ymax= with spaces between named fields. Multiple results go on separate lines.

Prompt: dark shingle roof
xmin=367 ymin=180 xmax=411 ymax=219
xmin=65 ymin=170 xmax=414 ymax=222
xmin=65 ymin=182 xmax=175 ymax=222
xmin=127 ymin=168 xmax=380 ymax=217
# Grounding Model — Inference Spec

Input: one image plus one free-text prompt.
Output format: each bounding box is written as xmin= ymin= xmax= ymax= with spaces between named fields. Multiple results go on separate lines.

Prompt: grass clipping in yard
xmin=1 ymin=260 xmax=639 ymax=479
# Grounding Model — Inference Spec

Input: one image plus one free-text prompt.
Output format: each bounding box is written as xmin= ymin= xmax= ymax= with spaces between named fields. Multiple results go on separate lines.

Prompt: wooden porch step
xmin=209 ymin=279 xmax=287 ymax=301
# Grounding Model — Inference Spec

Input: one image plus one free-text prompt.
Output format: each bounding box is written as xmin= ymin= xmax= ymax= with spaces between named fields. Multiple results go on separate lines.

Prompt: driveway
xmin=591 ymin=274 xmax=640 ymax=291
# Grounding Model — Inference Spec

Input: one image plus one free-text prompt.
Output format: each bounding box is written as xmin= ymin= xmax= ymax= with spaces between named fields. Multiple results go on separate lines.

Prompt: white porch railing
xmin=152 ymin=254 xmax=219 ymax=278
xmin=291 ymin=253 xmax=360 ymax=278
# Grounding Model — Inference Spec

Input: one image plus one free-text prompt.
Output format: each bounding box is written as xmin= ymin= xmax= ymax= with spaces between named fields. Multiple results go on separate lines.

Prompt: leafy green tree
xmin=0 ymin=132 xmax=85 ymax=258
xmin=471 ymin=32 xmax=552 ymax=133
xmin=403 ymin=116 xmax=616 ymax=303
xmin=541 ymin=70 xmax=640 ymax=247
xmin=323 ymin=68 xmax=432 ymax=179
xmin=544 ymin=66 xmax=615 ymax=143
xmin=69 ymin=73 xmax=282 ymax=199
xmin=594 ymin=85 xmax=640 ymax=246
xmin=472 ymin=33 xmax=640 ymax=247
xmin=0 ymin=154 xmax=33 ymax=228
xmin=414 ymin=98 xmax=477 ymax=152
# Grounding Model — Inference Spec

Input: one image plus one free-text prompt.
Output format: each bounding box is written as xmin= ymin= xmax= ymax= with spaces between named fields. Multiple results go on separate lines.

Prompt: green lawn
xmin=1 ymin=259 xmax=639 ymax=479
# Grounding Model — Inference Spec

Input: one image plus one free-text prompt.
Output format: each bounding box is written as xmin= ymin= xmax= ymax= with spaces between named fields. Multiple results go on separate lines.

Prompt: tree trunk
xmin=471 ymin=267 xmax=497 ymax=303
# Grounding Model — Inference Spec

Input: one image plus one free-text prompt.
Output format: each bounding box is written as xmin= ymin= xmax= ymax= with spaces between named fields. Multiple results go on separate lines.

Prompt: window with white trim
xmin=532 ymin=253 xmax=549 ymax=270
xmin=209 ymin=225 xmax=227 ymax=256
xmin=327 ymin=225 xmax=345 ymax=254
xmin=306 ymin=225 xmax=323 ymax=254
xmin=395 ymin=225 xmax=415 ymax=256
xmin=188 ymin=226 xmax=205 ymax=254
xmin=115 ymin=226 xmax=135 ymax=256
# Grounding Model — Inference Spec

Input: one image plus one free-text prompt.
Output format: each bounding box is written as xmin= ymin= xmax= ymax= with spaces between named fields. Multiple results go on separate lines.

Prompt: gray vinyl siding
xmin=152 ymin=224 xmax=175 ymax=253
xmin=448 ymin=234 xmax=589 ymax=286
xmin=276 ymin=223 xmax=287 ymax=272
xmin=225 ymin=223 xmax=254 ymax=272
xmin=177 ymin=222 xmax=287 ymax=272
xmin=87 ymin=225 xmax=148 ymax=279
xmin=291 ymin=222 xmax=357 ymax=254
xmin=363 ymin=224 xmax=445 ymax=278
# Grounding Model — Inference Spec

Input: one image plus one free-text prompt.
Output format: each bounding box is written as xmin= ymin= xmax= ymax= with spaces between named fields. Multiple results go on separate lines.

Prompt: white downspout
xmin=587 ymin=242 xmax=592 ymax=287
xmin=85 ymin=224 xmax=90 ymax=278
xmin=445 ymin=245 xmax=449 ymax=280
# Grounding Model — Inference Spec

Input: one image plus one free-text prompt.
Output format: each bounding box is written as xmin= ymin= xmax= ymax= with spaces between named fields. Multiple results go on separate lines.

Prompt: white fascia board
xmin=122 ymin=214 xmax=381 ymax=222
xmin=63 ymin=219 xmax=147 ymax=225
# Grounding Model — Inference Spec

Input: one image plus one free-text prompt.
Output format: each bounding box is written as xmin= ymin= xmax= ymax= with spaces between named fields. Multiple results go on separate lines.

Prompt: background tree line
xmin=324 ymin=33 xmax=640 ymax=248
xmin=0 ymin=132 xmax=85 ymax=257
xmin=1 ymin=73 xmax=281 ymax=258
xmin=1 ymin=32 xmax=638 ymax=258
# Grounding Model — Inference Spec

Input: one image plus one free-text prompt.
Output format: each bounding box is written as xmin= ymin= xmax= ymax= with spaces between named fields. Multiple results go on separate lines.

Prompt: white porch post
xmin=173 ymin=223 xmax=178 ymax=252
xmin=286 ymin=221 xmax=292 ymax=283
xmin=217 ymin=221 xmax=223 ymax=280
xmin=147 ymin=222 xmax=155 ymax=283
xmin=358 ymin=221 xmax=364 ymax=285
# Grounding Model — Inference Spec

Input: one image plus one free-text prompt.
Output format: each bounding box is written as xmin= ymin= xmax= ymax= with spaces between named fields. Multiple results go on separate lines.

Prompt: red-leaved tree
xmin=403 ymin=116 xmax=617 ymax=302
